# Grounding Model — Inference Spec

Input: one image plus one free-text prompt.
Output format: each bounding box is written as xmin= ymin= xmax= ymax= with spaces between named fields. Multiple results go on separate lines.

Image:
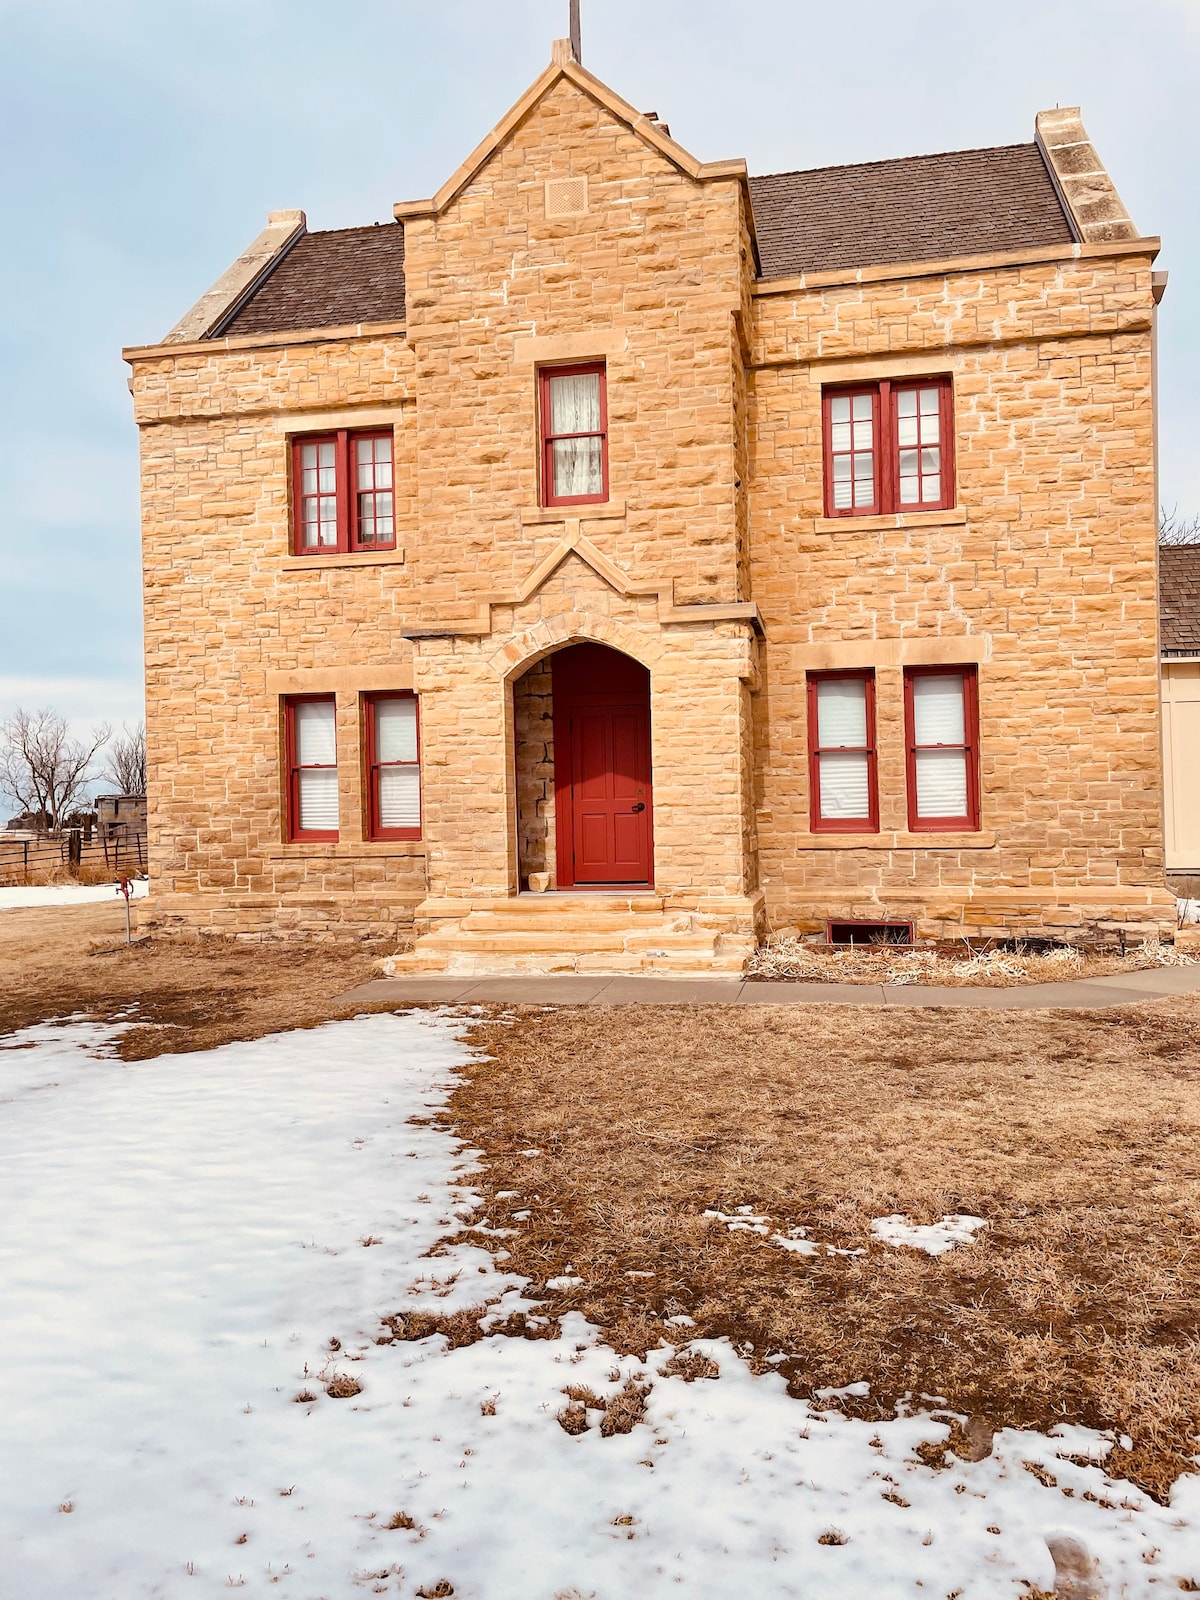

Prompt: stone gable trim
xmin=1035 ymin=108 xmax=1139 ymax=244
xmin=398 ymin=521 xmax=764 ymax=641
xmin=163 ymin=210 xmax=307 ymax=345
xmin=391 ymin=56 xmax=748 ymax=225
xmin=752 ymin=236 xmax=1159 ymax=297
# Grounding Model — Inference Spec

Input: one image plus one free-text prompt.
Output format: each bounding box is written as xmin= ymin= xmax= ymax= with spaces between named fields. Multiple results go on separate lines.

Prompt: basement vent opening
xmin=545 ymin=177 xmax=589 ymax=218
xmin=827 ymin=920 xmax=914 ymax=948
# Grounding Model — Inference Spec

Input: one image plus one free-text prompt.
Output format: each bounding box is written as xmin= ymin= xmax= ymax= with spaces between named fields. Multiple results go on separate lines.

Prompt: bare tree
xmin=1160 ymin=505 xmax=1200 ymax=546
xmin=104 ymin=720 xmax=146 ymax=796
xmin=0 ymin=709 xmax=110 ymax=832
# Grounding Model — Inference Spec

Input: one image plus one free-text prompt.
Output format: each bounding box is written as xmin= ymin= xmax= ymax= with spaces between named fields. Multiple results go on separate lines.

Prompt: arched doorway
xmin=511 ymin=641 xmax=653 ymax=892
xmin=553 ymin=643 xmax=653 ymax=888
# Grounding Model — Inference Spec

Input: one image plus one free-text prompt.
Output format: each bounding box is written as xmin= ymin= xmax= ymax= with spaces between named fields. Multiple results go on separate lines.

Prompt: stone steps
xmin=385 ymin=891 xmax=758 ymax=977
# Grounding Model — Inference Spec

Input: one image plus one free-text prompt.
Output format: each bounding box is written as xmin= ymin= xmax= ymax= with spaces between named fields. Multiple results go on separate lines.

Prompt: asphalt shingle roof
xmin=218 ymin=224 xmax=406 ymax=337
xmin=213 ymin=142 xmax=1075 ymax=336
xmin=1160 ymin=546 xmax=1200 ymax=655
xmin=748 ymin=144 xmax=1074 ymax=279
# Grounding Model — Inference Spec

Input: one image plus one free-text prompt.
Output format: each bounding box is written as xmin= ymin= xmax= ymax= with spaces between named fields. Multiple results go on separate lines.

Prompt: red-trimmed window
xmin=284 ymin=696 xmax=338 ymax=841
xmin=807 ymin=671 xmax=879 ymax=832
xmin=903 ymin=667 xmax=980 ymax=831
xmin=823 ymin=379 xmax=954 ymax=516
xmin=292 ymin=430 xmax=395 ymax=554
xmin=540 ymin=363 xmax=608 ymax=506
xmin=364 ymin=693 xmax=421 ymax=841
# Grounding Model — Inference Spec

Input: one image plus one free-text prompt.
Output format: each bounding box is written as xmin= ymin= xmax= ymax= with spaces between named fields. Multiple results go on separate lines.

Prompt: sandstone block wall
xmin=126 ymin=65 xmax=1172 ymax=945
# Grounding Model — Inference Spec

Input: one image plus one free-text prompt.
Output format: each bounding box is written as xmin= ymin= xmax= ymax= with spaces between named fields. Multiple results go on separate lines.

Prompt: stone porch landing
xmin=384 ymin=891 xmax=761 ymax=976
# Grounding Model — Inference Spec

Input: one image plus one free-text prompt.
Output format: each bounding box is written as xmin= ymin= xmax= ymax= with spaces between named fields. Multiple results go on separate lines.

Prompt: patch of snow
xmin=815 ymin=1381 xmax=872 ymax=1401
xmin=546 ymin=1275 xmax=584 ymax=1290
xmin=706 ymin=1210 xmax=865 ymax=1260
xmin=665 ymin=1314 xmax=695 ymax=1327
xmin=871 ymin=1213 xmax=988 ymax=1256
xmin=3 ymin=1012 xmax=1198 ymax=1599
xmin=0 ymin=877 xmax=149 ymax=910
xmin=1178 ymin=897 xmax=1200 ymax=925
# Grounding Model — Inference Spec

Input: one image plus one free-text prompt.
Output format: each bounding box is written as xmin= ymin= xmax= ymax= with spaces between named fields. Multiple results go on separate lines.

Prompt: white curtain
xmin=912 ymin=674 xmax=967 ymax=817
xmin=296 ymin=701 xmax=338 ymax=831
xmin=816 ymin=678 xmax=870 ymax=819
xmin=374 ymin=698 xmax=420 ymax=830
xmin=548 ymin=372 xmax=603 ymax=497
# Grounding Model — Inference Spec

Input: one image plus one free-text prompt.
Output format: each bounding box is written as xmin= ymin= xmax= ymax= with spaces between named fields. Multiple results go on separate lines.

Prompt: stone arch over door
xmin=510 ymin=634 xmax=654 ymax=891
xmin=488 ymin=610 xmax=663 ymax=687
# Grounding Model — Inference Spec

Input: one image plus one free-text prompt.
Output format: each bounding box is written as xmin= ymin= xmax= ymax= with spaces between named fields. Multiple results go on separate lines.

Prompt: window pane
xmin=379 ymin=766 xmax=421 ymax=830
xmin=819 ymin=751 xmax=871 ymax=819
xmin=552 ymin=435 xmax=603 ymax=497
xmin=816 ymin=678 xmax=867 ymax=747
xmin=548 ymin=371 xmax=601 ymax=435
xmin=295 ymin=699 xmax=336 ymax=766
xmin=897 ymin=415 xmax=918 ymax=447
xmin=831 ymin=395 xmax=851 ymax=423
xmin=375 ymin=697 xmax=418 ymax=764
xmin=912 ymin=674 xmax=965 ymax=745
xmin=852 ymin=394 xmax=872 ymax=420
xmin=919 ymin=386 xmax=940 ymax=414
xmin=896 ymin=389 xmax=917 ymax=418
xmin=831 ymin=421 xmax=852 ymax=452
xmin=298 ymin=768 xmax=338 ymax=832
xmin=915 ymin=748 xmax=967 ymax=818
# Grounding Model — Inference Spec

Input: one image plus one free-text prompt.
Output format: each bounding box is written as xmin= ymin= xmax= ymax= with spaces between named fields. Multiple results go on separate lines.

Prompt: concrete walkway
xmin=336 ymin=964 xmax=1200 ymax=1011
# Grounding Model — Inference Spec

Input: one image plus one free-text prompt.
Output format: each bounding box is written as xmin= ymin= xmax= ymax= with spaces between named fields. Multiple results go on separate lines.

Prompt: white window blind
xmin=896 ymin=386 xmax=942 ymax=507
xmin=373 ymin=697 xmax=421 ymax=831
xmin=911 ymin=674 xmax=967 ymax=819
xmin=815 ymin=678 xmax=871 ymax=820
xmin=548 ymin=371 xmax=604 ymax=498
xmin=294 ymin=700 xmax=338 ymax=832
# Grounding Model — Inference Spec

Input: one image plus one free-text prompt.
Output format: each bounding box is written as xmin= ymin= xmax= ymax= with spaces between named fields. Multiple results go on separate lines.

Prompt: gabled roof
xmin=217 ymin=224 xmax=406 ymax=338
xmin=1160 ymin=546 xmax=1200 ymax=655
xmin=154 ymin=53 xmax=1138 ymax=345
xmin=749 ymin=145 xmax=1074 ymax=279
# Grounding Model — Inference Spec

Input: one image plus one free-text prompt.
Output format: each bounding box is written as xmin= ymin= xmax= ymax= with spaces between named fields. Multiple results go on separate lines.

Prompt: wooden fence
xmin=0 ymin=826 xmax=146 ymax=887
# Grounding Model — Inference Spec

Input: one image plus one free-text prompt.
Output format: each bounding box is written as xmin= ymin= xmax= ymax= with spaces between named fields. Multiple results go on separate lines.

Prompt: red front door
xmin=553 ymin=644 xmax=653 ymax=888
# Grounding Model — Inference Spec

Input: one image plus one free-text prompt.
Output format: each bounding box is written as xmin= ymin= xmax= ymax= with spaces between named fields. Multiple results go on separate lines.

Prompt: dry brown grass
xmin=448 ymin=1001 xmax=1200 ymax=1499
xmin=747 ymin=935 xmax=1192 ymax=986
xmin=0 ymin=900 xmax=387 ymax=1058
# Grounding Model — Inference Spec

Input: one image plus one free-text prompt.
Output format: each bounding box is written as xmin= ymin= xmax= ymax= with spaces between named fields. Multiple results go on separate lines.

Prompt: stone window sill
xmin=521 ymin=501 xmax=625 ymax=526
xmin=280 ymin=548 xmax=406 ymax=571
xmin=264 ymin=841 xmax=427 ymax=860
xmin=790 ymin=829 xmax=996 ymax=850
xmin=812 ymin=507 xmax=967 ymax=536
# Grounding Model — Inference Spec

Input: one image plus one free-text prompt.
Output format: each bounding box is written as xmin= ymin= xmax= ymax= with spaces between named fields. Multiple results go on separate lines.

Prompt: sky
xmin=0 ymin=0 xmax=1197 ymax=740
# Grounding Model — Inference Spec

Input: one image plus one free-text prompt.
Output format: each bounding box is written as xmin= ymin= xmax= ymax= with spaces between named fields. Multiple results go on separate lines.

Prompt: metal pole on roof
xmin=569 ymin=0 xmax=581 ymax=61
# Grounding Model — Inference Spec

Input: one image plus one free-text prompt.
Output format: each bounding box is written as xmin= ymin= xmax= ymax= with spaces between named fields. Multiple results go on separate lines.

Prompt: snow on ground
xmin=0 ymin=877 xmax=149 ymax=910
xmin=2 ymin=1013 xmax=1199 ymax=1599
xmin=1179 ymin=897 xmax=1200 ymax=925
xmin=870 ymin=1213 xmax=989 ymax=1256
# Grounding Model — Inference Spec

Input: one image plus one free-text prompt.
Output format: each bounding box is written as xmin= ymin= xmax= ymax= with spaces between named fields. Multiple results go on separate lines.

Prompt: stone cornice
xmin=123 ymin=318 xmax=408 ymax=365
xmin=752 ymin=236 xmax=1160 ymax=299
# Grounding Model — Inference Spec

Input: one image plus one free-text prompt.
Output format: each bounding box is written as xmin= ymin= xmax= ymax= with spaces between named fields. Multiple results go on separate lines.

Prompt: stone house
xmin=124 ymin=40 xmax=1174 ymax=972
xmin=1160 ymin=546 xmax=1200 ymax=875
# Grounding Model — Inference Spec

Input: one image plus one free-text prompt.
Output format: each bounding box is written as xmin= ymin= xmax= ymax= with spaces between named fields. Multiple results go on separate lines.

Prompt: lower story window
xmin=365 ymin=693 xmax=421 ymax=840
xmin=807 ymin=671 xmax=878 ymax=831
xmin=904 ymin=667 xmax=980 ymax=831
xmin=286 ymin=696 xmax=338 ymax=840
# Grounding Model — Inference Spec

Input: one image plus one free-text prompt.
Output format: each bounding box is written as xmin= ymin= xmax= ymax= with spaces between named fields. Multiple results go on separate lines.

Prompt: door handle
xmin=631 ymin=802 xmax=645 ymax=813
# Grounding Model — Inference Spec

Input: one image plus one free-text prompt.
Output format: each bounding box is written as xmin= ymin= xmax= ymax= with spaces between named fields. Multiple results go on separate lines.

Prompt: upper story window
xmin=823 ymin=379 xmax=954 ymax=517
xmin=807 ymin=670 xmax=879 ymax=832
xmin=540 ymin=363 xmax=608 ymax=506
xmin=285 ymin=695 xmax=338 ymax=841
xmin=903 ymin=667 xmax=980 ymax=831
xmin=292 ymin=430 xmax=395 ymax=554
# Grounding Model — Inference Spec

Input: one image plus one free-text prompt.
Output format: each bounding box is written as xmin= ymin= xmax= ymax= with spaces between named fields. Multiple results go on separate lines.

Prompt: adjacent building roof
xmin=1160 ymin=546 xmax=1200 ymax=655
xmin=217 ymin=224 xmax=406 ymax=338
xmin=748 ymin=145 xmax=1075 ymax=279
xmin=211 ymin=144 xmax=1075 ymax=339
